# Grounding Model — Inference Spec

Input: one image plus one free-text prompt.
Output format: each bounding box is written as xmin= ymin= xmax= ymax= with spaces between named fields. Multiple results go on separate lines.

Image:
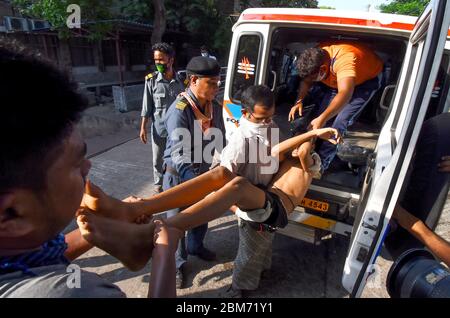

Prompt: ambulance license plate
xmin=300 ymin=198 xmax=329 ymax=212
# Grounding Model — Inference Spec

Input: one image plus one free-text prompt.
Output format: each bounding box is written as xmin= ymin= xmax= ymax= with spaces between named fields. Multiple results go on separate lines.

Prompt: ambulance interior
xmin=266 ymin=27 xmax=408 ymax=194
xmin=264 ymin=27 xmax=449 ymax=246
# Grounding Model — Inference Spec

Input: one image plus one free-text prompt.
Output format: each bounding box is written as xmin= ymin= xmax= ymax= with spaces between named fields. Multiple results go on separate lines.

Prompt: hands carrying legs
xmin=76 ymin=166 xmax=238 ymax=272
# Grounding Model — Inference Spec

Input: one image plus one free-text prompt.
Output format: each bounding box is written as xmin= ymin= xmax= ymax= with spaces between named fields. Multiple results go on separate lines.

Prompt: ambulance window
xmin=231 ymin=34 xmax=261 ymax=102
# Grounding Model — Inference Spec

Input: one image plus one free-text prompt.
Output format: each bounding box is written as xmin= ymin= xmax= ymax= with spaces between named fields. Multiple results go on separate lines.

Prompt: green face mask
xmin=155 ymin=63 xmax=167 ymax=74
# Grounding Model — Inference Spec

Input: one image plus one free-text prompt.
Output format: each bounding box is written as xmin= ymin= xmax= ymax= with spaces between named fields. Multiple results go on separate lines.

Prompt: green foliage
xmin=118 ymin=0 xmax=153 ymax=23
xmin=379 ymin=0 xmax=430 ymax=16
xmin=13 ymin=0 xmax=69 ymax=29
xmin=258 ymin=0 xmax=318 ymax=7
xmin=165 ymin=0 xmax=234 ymax=57
xmin=11 ymin=0 xmax=320 ymax=56
xmin=318 ymin=5 xmax=335 ymax=9
xmin=12 ymin=0 xmax=115 ymax=40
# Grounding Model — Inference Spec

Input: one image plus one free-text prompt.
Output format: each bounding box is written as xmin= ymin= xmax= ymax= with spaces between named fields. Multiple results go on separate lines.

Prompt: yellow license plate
xmin=300 ymin=198 xmax=329 ymax=212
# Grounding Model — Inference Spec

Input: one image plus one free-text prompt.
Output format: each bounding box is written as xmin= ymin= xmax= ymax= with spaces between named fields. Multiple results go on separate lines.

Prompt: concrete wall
xmin=113 ymin=84 xmax=144 ymax=112
xmin=72 ymin=66 xmax=100 ymax=75
xmin=73 ymin=68 xmax=147 ymax=87
xmin=70 ymin=38 xmax=148 ymax=87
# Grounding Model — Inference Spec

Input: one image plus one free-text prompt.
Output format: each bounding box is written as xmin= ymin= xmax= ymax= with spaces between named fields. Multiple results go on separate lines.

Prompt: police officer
xmin=140 ymin=43 xmax=186 ymax=191
xmin=163 ymin=56 xmax=225 ymax=288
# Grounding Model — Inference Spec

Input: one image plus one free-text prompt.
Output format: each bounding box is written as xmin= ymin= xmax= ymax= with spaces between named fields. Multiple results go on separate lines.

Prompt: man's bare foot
xmin=81 ymin=180 xmax=141 ymax=222
xmin=77 ymin=211 xmax=155 ymax=271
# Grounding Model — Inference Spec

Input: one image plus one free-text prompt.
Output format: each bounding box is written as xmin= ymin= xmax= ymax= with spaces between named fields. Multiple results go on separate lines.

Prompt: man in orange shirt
xmin=289 ymin=42 xmax=384 ymax=172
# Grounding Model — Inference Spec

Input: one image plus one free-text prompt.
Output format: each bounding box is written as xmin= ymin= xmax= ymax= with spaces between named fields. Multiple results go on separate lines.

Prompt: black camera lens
xmin=387 ymin=248 xmax=450 ymax=298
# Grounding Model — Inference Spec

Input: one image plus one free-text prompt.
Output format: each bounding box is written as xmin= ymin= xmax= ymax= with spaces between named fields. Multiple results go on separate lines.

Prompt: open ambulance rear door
xmin=342 ymin=0 xmax=450 ymax=297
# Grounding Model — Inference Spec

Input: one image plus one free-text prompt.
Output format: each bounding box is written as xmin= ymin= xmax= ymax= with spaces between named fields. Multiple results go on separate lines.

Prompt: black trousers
xmin=400 ymin=112 xmax=450 ymax=222
xmin=386 ymin=112 xmax=450 ymax=257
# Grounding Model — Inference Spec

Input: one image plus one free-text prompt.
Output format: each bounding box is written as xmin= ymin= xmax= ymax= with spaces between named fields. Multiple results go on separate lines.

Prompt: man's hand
xmin=288 ymin=100 xmax=303 ymax=122
xmin=153 ymin=219 xmax=184 ymax=254
xmin=123 ymin=195 xmax=143 ymax=203
xmin=308 ymin=116 xmax=325 ymax=131
xmin=438 ymin=156 xmax=450 ymax=172
xmin=314 ymin=127 xmax=342 ymax=145
xmin=140 ymin=127 xmax=148 ymax=144
xmin=124 ymin=195 xmax=151 ymax=224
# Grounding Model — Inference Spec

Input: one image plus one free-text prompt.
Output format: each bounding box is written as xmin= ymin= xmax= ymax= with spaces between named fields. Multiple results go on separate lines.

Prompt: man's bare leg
xmin=78 ymin=156 xmax=315 ymax=269
xmin=77 ymin=176 xmax=267 ymax=269
xmin=83 ymin=166 xmax=237 ymax=222
xmin=163 ymin=176 xmax=267 ymax=230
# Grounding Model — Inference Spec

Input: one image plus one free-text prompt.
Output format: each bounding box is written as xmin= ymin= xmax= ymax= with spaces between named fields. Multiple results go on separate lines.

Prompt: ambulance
xmin=222 ymin=0 xmax=450 ymax=297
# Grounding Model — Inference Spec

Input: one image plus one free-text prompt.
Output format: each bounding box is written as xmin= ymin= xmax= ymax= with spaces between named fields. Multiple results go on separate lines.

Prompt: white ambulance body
xmin=222 ymin=1 xmax=450 ymax=297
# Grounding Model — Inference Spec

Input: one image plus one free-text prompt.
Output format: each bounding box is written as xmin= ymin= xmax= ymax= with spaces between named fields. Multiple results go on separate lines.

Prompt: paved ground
xmin=70 ymin=106 xmax=450 ymax=298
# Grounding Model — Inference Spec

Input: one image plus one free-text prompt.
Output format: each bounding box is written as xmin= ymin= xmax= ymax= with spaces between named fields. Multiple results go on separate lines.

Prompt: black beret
xmin=186 ymin=56 xmax=220 ymax=77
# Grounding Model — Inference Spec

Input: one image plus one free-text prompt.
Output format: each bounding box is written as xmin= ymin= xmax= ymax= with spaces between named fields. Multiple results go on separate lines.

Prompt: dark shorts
xmin=243 ymin=190 xmax=289 ymax=232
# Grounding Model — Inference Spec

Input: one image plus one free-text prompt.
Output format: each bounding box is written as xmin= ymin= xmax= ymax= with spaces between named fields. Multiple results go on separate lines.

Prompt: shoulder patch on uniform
xmin=176 ymin=100 xmax=188 ymax=110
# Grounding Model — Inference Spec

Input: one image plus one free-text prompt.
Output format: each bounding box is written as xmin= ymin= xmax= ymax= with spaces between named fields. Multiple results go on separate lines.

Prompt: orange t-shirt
xmin=320 ymin=42 xmax=383 ymax=89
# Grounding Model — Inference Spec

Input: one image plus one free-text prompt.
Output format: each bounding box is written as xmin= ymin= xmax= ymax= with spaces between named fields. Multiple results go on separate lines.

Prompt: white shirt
xmin=220 ymin=117 xmax=279 ymax=186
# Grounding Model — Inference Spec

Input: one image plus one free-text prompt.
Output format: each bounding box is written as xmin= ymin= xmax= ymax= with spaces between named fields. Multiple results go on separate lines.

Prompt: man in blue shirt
xmin=163 ymin=56 xmax=225 ymax=288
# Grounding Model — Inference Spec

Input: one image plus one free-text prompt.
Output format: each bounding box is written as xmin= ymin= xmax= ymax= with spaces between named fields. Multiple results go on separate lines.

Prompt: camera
xmin=387 ymin=248 xmax=450 ymax=298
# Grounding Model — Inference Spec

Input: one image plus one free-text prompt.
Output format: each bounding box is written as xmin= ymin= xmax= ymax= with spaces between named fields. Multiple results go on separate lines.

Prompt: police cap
xmin=186 ymin=56 xmax=220 ymax=77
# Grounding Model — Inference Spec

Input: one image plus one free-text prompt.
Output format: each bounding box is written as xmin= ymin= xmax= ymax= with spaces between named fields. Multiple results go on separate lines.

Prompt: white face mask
xmin=240 ymin=116 xmax=272 ymax=138
xmin=201 ymin=52 xmax=208 ymax=57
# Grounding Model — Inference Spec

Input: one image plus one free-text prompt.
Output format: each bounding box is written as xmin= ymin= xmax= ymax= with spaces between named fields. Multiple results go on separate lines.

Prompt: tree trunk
xmin=151 ymin=0 xmax=166 ymax=45
xmin=58 ymin=38 xmax=73 ymax=78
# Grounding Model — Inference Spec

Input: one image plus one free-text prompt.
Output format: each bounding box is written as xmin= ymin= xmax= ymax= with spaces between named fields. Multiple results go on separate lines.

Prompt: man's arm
xmin=271 ymin=128 xmax=340 ymax=161
xmin=64 ymin=228 xmax=93 ymax=261
xmin=148 ymin=220 xmax=183 ymax=298
xmin=272 ymin=130 xmax=316 ymax=161
xmin=289 ymin=79 xmax=313 ymax=121
xmin=394 ymin=204 xmax=450 ymax=267
xmin=309 ymin=77 xmax=355 ymax=130
xmin=140 ymin=117 xmax=150 ymax=144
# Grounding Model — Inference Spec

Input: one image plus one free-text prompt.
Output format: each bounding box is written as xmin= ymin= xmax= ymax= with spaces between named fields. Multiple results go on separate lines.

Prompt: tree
xmin=248 ymin=0 xmax=318 ymax=8
xmin=165 ymin=0 xmax=234 ymax=56
xmin=12 ymin=0 xmax=115 ymax=39
xmin=264 ymin=0 xmax=317 ymax=7
xmin=318 ymin=5 xmax=335 ymax=9
xmin=151 ymin=0 xmax=166 ymax=44
xmin=119 ymin=0 xmax=153 ymax=22
xmin=379 ymin=0 xmax=430 ymax=16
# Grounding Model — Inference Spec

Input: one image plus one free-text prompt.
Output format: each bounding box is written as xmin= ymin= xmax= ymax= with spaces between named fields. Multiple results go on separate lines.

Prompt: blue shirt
xmin=141 ymin=71 xmax=185 ymax=138
xmin=163 ymin=89 xmax=226 ymax=182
